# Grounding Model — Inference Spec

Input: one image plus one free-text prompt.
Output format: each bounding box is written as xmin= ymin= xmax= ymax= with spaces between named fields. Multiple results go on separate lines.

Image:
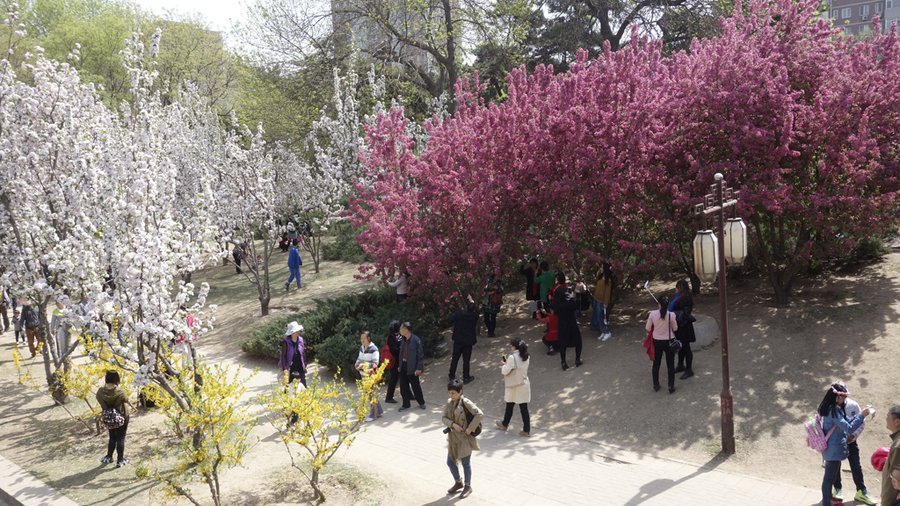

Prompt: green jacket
xmin=535 ymin=271 xmax=556 ymax=304
xmin=882 ymin=429 xmax=900 ymax=506
xmin=96 ymin=385 xmax=129 ymax=421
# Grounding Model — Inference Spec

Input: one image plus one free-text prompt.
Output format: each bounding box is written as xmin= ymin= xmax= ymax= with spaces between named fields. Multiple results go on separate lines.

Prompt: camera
xmin=442 ymin=427 xmax=451 ymax=434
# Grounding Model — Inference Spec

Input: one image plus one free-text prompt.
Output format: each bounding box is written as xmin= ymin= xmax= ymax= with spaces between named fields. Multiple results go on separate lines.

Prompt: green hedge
xmin=241 ymin=288 xmax=447 ymax=374
xmin=322 ymin=221 xmax=369 ymax=263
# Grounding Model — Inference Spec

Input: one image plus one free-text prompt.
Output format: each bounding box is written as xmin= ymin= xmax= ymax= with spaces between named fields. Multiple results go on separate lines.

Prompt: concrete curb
xmin=0 ymin=454 xmax=79 ymax=506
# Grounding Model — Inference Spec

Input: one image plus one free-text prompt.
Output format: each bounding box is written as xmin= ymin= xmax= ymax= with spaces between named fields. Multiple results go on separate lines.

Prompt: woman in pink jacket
xmin=645 ymin=296 xmax=678 ymax=393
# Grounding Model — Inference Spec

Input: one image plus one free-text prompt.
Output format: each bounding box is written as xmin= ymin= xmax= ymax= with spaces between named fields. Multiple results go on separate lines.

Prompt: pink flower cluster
xmin=352 ymin=0 xmax=900 ymax=301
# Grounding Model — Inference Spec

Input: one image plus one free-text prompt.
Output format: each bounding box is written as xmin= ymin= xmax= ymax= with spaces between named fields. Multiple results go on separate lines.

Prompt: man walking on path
xmin=883 ymin=405 xmax=900 ymax=506
xmin=447 ymin=299 xmax=478 ymax=384
xmin=285 ymin=239 xmax=302 ymax=290
xmin=398 ymin=321 xmax=426 ymax=411
xmin=20 ymin=304 xmax=42 ymax=358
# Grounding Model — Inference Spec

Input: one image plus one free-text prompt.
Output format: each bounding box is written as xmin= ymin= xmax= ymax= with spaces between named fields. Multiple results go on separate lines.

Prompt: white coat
xmin=501 ymin=352 xmax=531 ymax=404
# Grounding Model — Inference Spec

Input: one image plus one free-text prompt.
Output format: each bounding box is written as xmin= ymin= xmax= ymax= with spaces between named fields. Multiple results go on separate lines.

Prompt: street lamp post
xmin=693 ymin=173 xmax=745 ymax=455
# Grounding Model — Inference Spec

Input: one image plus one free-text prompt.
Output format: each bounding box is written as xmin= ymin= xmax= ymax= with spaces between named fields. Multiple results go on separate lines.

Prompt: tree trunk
xmin=689 ymin=272 xmax=701 ymax=296
xmin=310 ymin=469 xmax=324 ymax=502
xmin=260 ymin=295 xmax=270 ymax=317
xmin=441 ymin=0 xmax=458 ymax=113
xmin=770 ymin=273 xmax=793 ymax=306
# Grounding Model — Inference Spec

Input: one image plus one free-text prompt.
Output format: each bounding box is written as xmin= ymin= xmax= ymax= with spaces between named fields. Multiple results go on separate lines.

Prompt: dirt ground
xmin=1 ymin=251 xmax=898 ymax=505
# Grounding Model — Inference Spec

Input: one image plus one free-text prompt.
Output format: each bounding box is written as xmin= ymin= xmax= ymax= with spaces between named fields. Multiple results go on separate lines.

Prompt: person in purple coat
xmin=279 ymin=321 xmax=306 ymax=387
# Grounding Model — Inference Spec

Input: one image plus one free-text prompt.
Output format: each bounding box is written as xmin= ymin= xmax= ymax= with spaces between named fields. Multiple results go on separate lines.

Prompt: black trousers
xmin=399 ymin=363 xmax=425 ymax=407
xmin=484 ymin=312 xmax=497 ymax=336
xmin=384 ymin=368 xmax=399 ymax=401
xmin=652 ymin=339 xmax=675 ymax=389
xmin=502 ymin=402 xmax=530 ymax=433
xmin=287 ymin=370 xmax=306 ymax=424
xmin=677 ymin=340 xmax=693 ymax=371
xmin=559 ymin=335 xmax=582 ymax=365
xmin=835 ymin=440 xmax=867 ymax=492
xmin=233 ymin=253 xmax=242 ymax=273
xmin=449 ymin=344 xmax=473 ymax=379
xmin=106 ymin=421 xmax=128 ymax=463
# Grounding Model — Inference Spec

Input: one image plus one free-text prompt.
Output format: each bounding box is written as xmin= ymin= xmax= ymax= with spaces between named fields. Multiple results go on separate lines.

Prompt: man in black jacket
xmin=447 ymin=299 xmax=479 ymax=384
xmin=20 ymin=305 xmax=43 ymax=358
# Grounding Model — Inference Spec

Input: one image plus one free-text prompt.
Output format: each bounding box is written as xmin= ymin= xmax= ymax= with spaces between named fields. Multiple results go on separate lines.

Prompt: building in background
xmin=825 ymin=0 xmax=893 ymax=35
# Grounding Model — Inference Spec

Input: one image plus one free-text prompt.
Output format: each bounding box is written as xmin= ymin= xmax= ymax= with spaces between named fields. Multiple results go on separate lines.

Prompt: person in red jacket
xmin=536 ymin=308 xmax=559 ymax=355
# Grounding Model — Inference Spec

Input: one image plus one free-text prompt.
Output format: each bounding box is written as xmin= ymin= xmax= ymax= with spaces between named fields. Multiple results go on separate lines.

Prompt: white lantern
xmin=693 ymin=230 xmax=719 ymax=283
xmin=723 ymin=217 xmax=748 ymax=265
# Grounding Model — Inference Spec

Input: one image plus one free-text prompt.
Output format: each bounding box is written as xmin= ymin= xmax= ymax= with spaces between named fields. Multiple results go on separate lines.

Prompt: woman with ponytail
xmin=645 ymin=296 xmax=678 ymax=393
xmin=817 ymin=382 xmax=873 ymax=506
xmin=495 ymin=337 xmax=531 ymax=436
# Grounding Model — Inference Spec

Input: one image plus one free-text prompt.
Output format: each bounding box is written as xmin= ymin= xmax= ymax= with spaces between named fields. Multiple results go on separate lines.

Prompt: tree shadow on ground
xmin=366 ymin=260 xmax=899 ymax=479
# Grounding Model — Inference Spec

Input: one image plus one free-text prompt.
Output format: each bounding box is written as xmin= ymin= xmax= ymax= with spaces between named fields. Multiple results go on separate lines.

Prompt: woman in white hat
xmin=279 ymin=321 xmax=307 ymax=387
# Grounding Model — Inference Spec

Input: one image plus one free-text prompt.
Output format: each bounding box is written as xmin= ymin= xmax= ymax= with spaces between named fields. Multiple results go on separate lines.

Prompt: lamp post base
xmin=721 ymin=389 xmax=735 ymax=454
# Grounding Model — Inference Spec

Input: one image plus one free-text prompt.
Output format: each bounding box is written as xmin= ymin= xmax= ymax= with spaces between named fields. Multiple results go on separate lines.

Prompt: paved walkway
xmin=339 ymin=408 xmax=822 ymax=506
xmin=0 ymin=454 xmax=78 ymax=506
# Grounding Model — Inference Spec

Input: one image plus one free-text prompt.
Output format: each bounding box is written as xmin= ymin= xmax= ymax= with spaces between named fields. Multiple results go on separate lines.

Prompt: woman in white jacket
xmin=495 ymin=337 xmax=531 ymax=436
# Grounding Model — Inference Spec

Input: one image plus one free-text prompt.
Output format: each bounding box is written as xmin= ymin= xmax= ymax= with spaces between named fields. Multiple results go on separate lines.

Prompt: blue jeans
xmin=286 ymin=266 xmax=301 ymax=287
xmin=590 ymin=300 xmax=609 ymax=332
xmin=822 ymin=460 xmax=841 ymax=506
xmin=447 ymin=454 xmax=471 ymax=485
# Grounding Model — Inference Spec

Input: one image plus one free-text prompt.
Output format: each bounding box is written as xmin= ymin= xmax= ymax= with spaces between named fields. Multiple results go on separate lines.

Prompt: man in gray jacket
xmin=398 ymin=321 xmax=426 ymax=412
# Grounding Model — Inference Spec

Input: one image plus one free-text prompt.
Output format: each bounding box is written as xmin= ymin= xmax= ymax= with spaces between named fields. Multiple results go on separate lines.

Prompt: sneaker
xmin=463 ymin=376 xmax=475 ymax=384
xmin=601 ymin=333 xmax=611 ymax=341
xmin=575 ymin=360 xmax=583 ymax=367
xmin=100 ymin=456 xmax=112 ymax=465
xmin=832 ymin=487 xmax=843 ymax=501
xmin=518 ymin=431 xmax=530 ymax=437
xmin=853 ymin=490 xmax=876 ymax=506
xmin=116 ymin=458 xmax=129 ymax=468
xmin=674 ymin=365 xmax=686 ymax=373
xmin=494 ymin=420 xmax=508 ymax=431
xmin=447 ymin=481 xmax=464 ymax=495
xmin=385 ymin=398 xmax=398 ymax=404
xmin=561 ymin=363 xmax=569 ymax=371
xmin=597 ymin=335 xmax=605 ymax=341
xmin=284 ymin=283 xmax=290 ymax=291
xmin=364 ymin=416 xmax=374 ymax=422
xmin=398 ymin=406 xmax=410 ymax=412
xmin=680 ymin=370 xmax=694 ymax=379
xmin=418 ymin=403 xmax=427 ymax=410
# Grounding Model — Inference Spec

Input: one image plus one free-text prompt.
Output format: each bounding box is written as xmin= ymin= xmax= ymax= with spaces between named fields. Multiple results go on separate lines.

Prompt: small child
xmin=536 ymin=309 xmax=559 ymax=355
xmin=12 ymin=309 xmax=22 ymax=344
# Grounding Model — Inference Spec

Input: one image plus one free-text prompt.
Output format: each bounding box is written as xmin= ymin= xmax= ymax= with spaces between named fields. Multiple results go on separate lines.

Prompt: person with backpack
xmin=355 ymin=331 xmax=383 ymax=422
xmin=97 ymin=370 xmax=130 ymax=468
xmin=382 ymin=320 xmax=402 ymax=404
xmin=645 ymin=296 xmax=678 ymax=393
xmin=817 ymin=382 xmax=873 ymax=506
xmin=831 ymin=383 xmax=878 ymax=505
xmin=442 ymin=378 xmax=483 ymax=499
xmin=495 ymin=337 xmax=531 ymax=437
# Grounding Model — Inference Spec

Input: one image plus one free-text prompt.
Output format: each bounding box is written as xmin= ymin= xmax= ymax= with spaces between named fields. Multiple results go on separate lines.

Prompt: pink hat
xmin=871 ymin=447 xmax=890 ymax=472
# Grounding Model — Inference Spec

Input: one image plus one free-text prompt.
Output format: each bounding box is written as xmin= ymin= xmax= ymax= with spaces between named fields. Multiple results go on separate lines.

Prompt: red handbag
xmin=380 ymin=344 xmax=396 ymax=370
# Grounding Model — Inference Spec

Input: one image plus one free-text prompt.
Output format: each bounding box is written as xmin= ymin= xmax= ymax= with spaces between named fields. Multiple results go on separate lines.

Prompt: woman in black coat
xmin=671 ymin=280 xmax=696 ymax=379
xmin=551 ymin=272 xmax=583 ymax=371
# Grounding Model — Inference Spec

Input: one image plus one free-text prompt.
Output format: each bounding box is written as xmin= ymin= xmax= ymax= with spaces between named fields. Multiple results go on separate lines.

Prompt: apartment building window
xmin=888 ymin=0 xmax=893 ymax=9
xmin=862 ymin=4 xmax=870 ymax=17
xmin=876 ymin=3 xmax=883 ymax=13
xmin=842 ymin=7 xmax=852 ymax=18
xmin=832 ymin=8 xmax=840 ymax=17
